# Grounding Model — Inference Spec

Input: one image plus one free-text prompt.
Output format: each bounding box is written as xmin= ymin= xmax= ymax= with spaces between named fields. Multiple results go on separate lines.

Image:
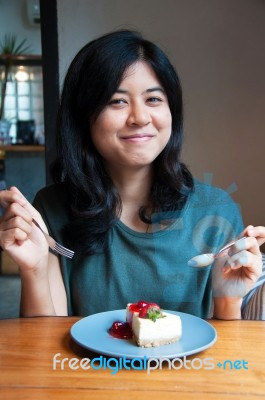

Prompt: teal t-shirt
xmin=33 ymin=180 xmax=244 ymax=318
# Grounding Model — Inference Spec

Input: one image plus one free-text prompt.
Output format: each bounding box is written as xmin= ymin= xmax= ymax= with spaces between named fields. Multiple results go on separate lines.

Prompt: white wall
xmin=57 ymin=0 xmax=265 ymax=228
xmin=0 ymin=0 xmax=41 ymax=54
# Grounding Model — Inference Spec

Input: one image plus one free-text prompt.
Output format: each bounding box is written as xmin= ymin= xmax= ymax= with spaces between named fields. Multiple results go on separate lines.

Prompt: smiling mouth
xmin=121 ymin=134 xmax=155 ymax=142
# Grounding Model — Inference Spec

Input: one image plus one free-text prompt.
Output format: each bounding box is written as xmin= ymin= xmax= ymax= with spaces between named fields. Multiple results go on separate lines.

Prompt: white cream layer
xmin=126 ymin=305 xmax=182 ymax=347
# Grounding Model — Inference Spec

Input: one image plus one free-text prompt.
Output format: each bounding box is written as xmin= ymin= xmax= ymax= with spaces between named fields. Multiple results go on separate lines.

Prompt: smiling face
xmin=90 ymin=62 xmax=172 ymax=173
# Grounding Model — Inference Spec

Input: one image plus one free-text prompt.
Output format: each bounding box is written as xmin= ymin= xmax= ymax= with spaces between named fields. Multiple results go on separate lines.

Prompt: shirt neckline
xmin=116 ymin=191 xmax=192 ymax=238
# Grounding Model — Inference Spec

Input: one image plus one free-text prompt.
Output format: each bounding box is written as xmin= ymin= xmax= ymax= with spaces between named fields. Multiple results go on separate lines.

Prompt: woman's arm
xmin=20 ymin=252 xmax=68 ymax=317
xmin=213 ymin=298 xmax=242 ymax=319
xmin=0 ymin=187 xmax=68 ymax=316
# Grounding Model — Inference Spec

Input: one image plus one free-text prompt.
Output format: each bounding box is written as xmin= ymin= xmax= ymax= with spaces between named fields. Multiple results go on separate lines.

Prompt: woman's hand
xmin=0 ymin=186 xmax=49 ymax=272
xmin=212 ymin=225 xmax=265 ymax=319
xmin=212 ymin=225 xmax=264 ymax=298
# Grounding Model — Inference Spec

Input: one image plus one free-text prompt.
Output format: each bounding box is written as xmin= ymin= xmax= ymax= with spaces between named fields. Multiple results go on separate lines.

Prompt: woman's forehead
xmin=119 ymin=61 xmax=162 ymax=87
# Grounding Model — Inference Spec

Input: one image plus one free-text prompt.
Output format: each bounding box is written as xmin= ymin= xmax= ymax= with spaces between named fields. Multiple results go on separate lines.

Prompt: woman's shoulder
xmin=187 ymin=179 xmax=243 ymax=234
xmin=32 ymin=183 xmax=72 ymax=239
xmin=34 ymin=182 xmax=68 ymax=201
xmin=33 ymin=183 xmax=71 ymax=222
xmin=191 ymin=179 xmax=236 ymax=205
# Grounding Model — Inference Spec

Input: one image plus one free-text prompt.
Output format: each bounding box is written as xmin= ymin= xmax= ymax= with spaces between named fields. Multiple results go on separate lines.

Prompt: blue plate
xmin=70 ymin=310 xmax=217 ymax=359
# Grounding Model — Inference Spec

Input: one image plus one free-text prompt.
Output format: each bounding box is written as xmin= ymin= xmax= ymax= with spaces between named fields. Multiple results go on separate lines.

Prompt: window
xmin=0 ymin=57 xmax=44 ymax=144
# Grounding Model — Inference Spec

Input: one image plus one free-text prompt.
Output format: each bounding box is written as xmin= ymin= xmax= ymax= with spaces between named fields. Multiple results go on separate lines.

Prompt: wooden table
xmin=0 ymin=317 xmax=264 ymax=399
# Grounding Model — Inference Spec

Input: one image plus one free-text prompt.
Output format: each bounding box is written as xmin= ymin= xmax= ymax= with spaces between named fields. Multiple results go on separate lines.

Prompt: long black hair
xmin=53 ymin=29 xmax=194 ymax=254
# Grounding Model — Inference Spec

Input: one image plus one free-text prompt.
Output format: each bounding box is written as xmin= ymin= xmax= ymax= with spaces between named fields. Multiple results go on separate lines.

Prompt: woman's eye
xmin=147 ymin=97 xmax=162 ymax=104
xmin=109 ymin=98 xmax=127 ymax=105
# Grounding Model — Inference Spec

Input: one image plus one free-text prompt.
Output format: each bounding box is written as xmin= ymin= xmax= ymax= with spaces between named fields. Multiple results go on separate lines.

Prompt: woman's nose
xmin=126 ymin=103 xmax=151 ymax=126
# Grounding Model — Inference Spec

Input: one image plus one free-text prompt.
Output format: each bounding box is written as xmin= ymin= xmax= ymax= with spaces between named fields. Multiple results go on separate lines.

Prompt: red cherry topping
xmin=108 ymin=321 xmax=133 ymax=339
xmin=129 ymin=301 xmax=160 ymax=317
xmin=129 ymin=301 xmax=148 ymax=312
xmin=139 ymin=304 xmax=160 ymax=318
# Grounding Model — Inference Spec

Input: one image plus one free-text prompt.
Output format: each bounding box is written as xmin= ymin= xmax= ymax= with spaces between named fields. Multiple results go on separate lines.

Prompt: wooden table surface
xmin=0 ymin=317 xmax=264 ymax=399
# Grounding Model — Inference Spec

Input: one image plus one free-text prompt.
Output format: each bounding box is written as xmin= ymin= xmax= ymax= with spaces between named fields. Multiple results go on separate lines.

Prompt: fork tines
xmin=54 ymin=243 xmax=75 ymax=259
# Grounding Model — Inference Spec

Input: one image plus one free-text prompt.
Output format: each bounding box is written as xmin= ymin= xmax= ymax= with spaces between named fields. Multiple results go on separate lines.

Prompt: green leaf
xmin=0 ymin=33 xmax=31 ymax=55
xmin=147 ymin=307 xmax=165 ymax=322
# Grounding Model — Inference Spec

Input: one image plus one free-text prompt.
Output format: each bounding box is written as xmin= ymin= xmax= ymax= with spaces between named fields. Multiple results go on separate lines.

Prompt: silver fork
xmin=32 ymin=219 xmax=75 ymax=259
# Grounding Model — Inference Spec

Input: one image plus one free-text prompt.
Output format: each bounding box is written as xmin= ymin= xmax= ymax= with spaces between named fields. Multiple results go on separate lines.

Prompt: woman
xmin=0 ymin=30 xmax=264 ymax=319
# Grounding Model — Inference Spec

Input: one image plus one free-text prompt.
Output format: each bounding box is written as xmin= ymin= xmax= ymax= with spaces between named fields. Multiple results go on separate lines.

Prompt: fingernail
xmin=187 ymin=259 xmax=198 ymax=267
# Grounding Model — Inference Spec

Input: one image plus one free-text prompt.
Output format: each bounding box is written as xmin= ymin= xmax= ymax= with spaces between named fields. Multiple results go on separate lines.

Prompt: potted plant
xmin=0 ymin=33 xmax=31 ymax=143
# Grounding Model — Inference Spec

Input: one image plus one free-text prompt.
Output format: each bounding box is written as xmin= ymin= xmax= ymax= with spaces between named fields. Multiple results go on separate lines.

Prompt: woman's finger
xmin=0 ymin=188 xmax=26 ymax=209
xmin=225 ymin=249 xmax=262 ymax=273
xmin=0 ymin=226 xmax=30 ymax=249
xmin=9 ymin=187 xmax=41 ymax=220
xmin=1 ymin=215 xmax=33 ymax=236
xmin=1 ymin=202 xmax=33 ymax=224
xmin=243 ymin=225 xmax=265 ymax=247
xmin=228 ymin=236 xmax=261 ymax=258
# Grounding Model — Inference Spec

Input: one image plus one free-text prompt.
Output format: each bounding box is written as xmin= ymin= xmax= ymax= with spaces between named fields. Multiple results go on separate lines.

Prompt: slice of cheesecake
xmin=126 ymin=301 xmax=182 ymax=348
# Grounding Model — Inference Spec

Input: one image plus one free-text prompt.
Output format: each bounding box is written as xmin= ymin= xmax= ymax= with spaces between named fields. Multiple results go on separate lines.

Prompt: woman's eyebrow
xmin=145 ymin=86 xmax=165 ymax=94
xmin=115 ymin=86 xmax=165 ymax=94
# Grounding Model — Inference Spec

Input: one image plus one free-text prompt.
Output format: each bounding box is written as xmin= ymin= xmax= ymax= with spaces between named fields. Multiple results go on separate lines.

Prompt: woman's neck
xmin=106 ymin=165 xmax=153 ymax=232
